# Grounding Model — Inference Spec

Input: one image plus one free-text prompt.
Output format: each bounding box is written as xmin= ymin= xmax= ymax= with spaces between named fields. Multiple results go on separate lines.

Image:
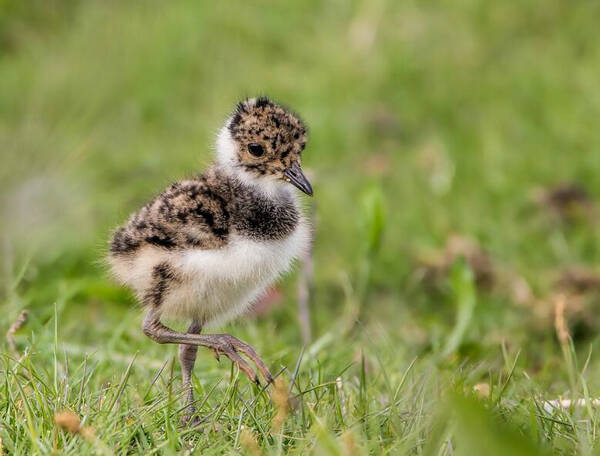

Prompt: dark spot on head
xmin=146 ymin=235 xmax=176 ymax=249
xmin=244 ymin=163 xmax=267 ymax=175
xmin=255 ymin=96 xmax=271 ymax=108
xmin=232 ymin=112 xmax=242 ymax=123
xmin=110 ymin=228 xmax=141 ymax=254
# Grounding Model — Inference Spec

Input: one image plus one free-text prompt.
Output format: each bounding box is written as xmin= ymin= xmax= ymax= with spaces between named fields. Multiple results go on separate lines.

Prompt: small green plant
xmin=440 ymin=258 xmax=477 ymax=359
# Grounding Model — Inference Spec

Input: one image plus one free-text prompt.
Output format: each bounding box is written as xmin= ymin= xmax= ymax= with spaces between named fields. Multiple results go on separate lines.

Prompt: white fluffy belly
xmin=123 ymin=220 xmax=311 ymax=326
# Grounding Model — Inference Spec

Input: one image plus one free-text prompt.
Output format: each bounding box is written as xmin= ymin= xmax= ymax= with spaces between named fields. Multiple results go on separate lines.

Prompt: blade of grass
xmin=106 ymin=351 xmax=137 ymax=414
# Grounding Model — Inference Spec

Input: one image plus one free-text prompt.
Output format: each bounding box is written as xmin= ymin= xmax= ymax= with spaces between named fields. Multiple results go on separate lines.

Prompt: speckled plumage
xmin=109 ymin=164 xmax=309 ymax=324
xmin=109 ymin=97 xmax=311 ymax=323
xmin=228 ymin=96 xmax=307 ymax=178
xmin=110 ymin=166 xmax=301 ymax=255
xmin=107 ymin=98 xmax=313 ymax=411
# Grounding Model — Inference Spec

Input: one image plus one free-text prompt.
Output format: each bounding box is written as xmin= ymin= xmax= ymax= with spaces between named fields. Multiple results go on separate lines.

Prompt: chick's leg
xmin=143 ymin=310 xmax=273 ymax=385
xmin=179 ymin=321 xmax=201 ymax=422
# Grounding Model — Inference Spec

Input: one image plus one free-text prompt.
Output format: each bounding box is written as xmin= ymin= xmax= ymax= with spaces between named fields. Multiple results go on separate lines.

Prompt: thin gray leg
xmin=179 ymin=321 xmax=202 ymax=418
xmin=142 ymin=309 xmax=273 ymax=385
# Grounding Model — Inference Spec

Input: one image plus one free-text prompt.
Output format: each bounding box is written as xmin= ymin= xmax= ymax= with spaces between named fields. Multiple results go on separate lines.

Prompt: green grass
xmin=2 ymin=0 xmax=600 ymax=454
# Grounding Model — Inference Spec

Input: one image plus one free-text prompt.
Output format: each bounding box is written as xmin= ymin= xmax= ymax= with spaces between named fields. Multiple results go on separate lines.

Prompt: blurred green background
xmin=2 ymin=1 xmax=600 ymax=454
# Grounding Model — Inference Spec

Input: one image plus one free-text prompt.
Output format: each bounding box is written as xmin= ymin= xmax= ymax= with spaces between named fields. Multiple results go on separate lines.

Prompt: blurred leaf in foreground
xmin=360 ymin=184 xmax=386 ymax=256
xmin=356 ymin=184 xmax=386 ymax=304
xmin=451 ymin=394 xmax=550 ymax=456
xmin=441 ymin=258 xmax=477 ymax=358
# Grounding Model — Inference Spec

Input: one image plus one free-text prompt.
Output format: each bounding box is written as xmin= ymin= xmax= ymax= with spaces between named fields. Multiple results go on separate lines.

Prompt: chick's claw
xmin=228 ymin=338 xmax=274 ymax=385
xmin=208 ymin=334 xmax=272 ymax=386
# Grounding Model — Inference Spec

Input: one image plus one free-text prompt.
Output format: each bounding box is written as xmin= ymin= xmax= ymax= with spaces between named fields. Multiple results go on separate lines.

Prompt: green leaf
xmin=360 ymin=185 xmax=386 ymax=255
xmin=441 ymin=258 xmax=477 ymax=358
xmin=451 ymin=394 xmax=550 ymax=456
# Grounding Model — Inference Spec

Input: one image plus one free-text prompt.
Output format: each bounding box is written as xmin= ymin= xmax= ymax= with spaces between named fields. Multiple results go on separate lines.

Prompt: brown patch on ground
xmin=530 ymin=293 xmax=591 ymax=336
xmin=473 ymin=382 xmax=490 ymax=399
xmin=527 ymin=267 xmax=600 ymax=336
xmin=534 ymin=183 xmax=596 ymax=222
xmin=414 ymin=234 xmax=534 ymax=305
xmin=54 ymin=410 xmax=96 ymax=442
xmin=54 ymin=410 xmax=81 ymax=433
xmin=415 ymin=235 xmax=495 ymax=289
xmin=556 ymin=266 xmax=600 ymax=294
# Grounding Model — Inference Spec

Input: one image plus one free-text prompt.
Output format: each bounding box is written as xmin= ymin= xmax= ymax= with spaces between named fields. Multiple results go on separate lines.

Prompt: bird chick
xmin=108 ymin=97 xmax=312 ymax=422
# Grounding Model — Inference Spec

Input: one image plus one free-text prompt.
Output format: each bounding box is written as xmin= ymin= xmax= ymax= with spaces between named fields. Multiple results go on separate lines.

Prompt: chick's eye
xmin=248 ymin=143 xmax=264 ymax=157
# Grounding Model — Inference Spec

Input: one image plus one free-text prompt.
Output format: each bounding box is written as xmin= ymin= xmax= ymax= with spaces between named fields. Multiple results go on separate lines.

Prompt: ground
xmin=1 ymin=1 xmax=600 ymax=454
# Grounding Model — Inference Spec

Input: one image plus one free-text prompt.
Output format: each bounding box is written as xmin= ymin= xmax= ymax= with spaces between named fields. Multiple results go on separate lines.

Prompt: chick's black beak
xmin=283 ymin=162 xmax=313 ymax=196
